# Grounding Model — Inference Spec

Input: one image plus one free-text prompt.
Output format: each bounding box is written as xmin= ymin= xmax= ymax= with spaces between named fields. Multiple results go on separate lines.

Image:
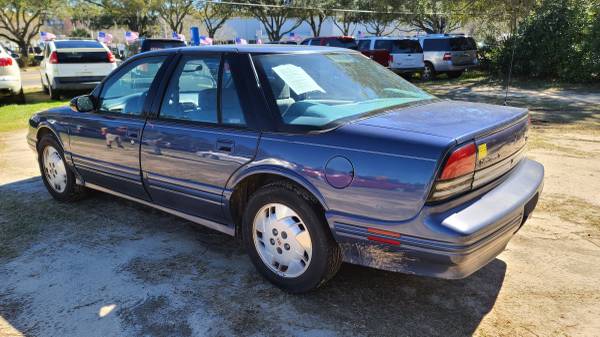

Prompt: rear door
xmin=449 ymin=37 xmax=477 ymax=66
xmin=140 ymin=52 xmax=260 ymax=223
xmin=384 ymin=40 xmax=424 ymax=70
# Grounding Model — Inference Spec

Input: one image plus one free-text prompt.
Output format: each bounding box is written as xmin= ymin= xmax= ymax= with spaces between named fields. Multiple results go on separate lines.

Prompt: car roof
xmin=138 ymin=44 xmax=357 ymax=56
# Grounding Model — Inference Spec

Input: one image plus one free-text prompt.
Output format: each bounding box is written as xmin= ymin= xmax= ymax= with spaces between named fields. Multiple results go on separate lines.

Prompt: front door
xmin=69 ymin=55 xmax=168 ymax=199
xmin=140 ymin=53 xmax=259 ymax=223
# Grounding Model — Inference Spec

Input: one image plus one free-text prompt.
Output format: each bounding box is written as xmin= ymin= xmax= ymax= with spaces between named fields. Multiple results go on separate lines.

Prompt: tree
xmin=82 ymin=0 xmax=160 ymax=37
xmin=195 ymin=0 xmax=236 ymax=38
xmin=0 ymin=0 xmax=57 ymax=57
xmin=331 ymin=0 xmax=359 ymax=35
xmin=357 ymin=0 xmax=399 ymax=36
xmin=298 ymin=0 xmax=333 ymax=36
xmin=157 ymin=0 xmax=195 ymax=34
xmin=406 ymin=0 xmax=464 ymax=34
xmin=241 ymin=0 xmax=303 ymax=41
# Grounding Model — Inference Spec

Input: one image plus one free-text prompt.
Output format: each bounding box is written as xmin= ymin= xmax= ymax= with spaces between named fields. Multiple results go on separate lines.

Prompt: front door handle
xmin=216 ymin=139 xmax=234 ymax=153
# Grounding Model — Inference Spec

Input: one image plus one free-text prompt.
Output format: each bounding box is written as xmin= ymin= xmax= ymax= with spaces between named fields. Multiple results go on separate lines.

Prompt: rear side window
xmin=392 ymin=40 xmax=422 ymax=53
xmin=449 ymin=37 xmax=477 ymax=51
xmin=422 ymin=39 xmax=450 ymax=51
xmin=374 ymin=40 xmax=392 ymax=50
xmin=357 ymin=40 xmax=370 ymax=51
xmin=160 ymin=55 xmax=245 ymax=125
xmin=327 ymin=38 xmax=357 ymax=49
xmin=54 ymin=41 xmax=104 ymax=49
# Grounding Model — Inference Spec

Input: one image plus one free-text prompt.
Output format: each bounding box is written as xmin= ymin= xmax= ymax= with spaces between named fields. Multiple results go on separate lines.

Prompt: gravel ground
xmin=0 ymin=83 xmax=599 ymax=337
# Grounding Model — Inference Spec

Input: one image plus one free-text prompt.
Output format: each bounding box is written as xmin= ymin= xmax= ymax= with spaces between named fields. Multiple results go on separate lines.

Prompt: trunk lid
xmin=354 ymin=100 xmax=528 ymax=144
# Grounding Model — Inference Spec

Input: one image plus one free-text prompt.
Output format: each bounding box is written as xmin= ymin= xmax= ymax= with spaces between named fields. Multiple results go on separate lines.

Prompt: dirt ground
xmin=0 ymin=82 xmax=599 ymax=337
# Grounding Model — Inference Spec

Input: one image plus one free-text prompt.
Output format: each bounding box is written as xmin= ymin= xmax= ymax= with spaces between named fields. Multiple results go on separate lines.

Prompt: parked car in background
xmin=123 ymin=38 xmax=187 ymax=59
xmin=267 ymin=41 xmax=298 ymax=45
xmin=418 ymin=34 xmax=479 ymax=80
xmin=358 ymin=37 xmax=424 ymax=77
xmin=28 ymin=45 xmax=543 ymax=293
xmin=0 ymin=44 xmax=24 ymax=102
xmin=301 ymin=36 xmax=358 ymax=49
xmin=37 ymin=40 xmax=117 ymax=99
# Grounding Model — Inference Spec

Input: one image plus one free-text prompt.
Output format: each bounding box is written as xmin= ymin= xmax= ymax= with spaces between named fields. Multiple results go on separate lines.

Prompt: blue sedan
xmin=27 ymin=45 xmax=544 ymax=293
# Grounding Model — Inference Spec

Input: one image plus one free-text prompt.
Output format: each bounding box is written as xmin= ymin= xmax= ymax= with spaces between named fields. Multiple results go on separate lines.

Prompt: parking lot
xmin=1 ymin=76 xmax=599 ymax=337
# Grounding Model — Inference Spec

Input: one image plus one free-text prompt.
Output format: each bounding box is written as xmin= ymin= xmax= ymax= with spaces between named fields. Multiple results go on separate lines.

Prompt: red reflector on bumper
xmin=367 ymin=236 xmax=401 ymax=245
xmin=367 ymin=227 xmax=401 ymax=238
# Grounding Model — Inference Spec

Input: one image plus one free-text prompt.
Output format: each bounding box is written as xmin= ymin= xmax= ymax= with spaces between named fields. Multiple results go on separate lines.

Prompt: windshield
xmin=254 ymin=52 xmax=434 ymax=128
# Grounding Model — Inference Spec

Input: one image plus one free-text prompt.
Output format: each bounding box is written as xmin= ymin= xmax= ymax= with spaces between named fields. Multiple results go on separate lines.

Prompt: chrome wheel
xmin=252 ymin=203 xmax=313 ymax=278
xmin=42 ymin=145 xmax=67 ymax=193
xmin=423 ymin=63 xmax=434 ymax=80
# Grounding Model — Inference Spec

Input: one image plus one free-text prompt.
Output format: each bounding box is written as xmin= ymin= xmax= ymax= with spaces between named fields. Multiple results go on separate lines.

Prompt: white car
xmin=357 ymin=36 xmax=424 ymax=77
xmin=0 ymin=45 xmax=24 ymax=102
xmin=38 ymin=40 xmax=117 ymax=99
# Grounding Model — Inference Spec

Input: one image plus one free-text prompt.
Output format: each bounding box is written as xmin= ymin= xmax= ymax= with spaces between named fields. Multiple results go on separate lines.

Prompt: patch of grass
xmin=0 ymin=100 xmax=67 ymax=132
xmin=538 ymin=194 xmax=600 ymax=229
xmin=527 ymin=135 xmax=591 ymax=158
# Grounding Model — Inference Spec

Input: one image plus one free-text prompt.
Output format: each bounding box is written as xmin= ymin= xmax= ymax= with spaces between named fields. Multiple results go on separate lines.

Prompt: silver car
xmin=418 ymin=34 xmax=479 ymax=80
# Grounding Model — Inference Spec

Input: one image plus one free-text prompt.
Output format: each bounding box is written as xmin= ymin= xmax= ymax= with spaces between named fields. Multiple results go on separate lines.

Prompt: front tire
xmin=242 ymin=182 xmax=342 ymax=293
xmin=38 ymin=135 xmax=85 ymax=202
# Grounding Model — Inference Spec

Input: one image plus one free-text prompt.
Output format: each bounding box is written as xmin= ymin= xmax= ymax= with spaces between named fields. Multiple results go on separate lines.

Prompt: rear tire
xmin=447 ymin=71 xmax=464 ymax=79
xmin=42 ymin=76 xmax=49 ymax=94
xmin=422 ymin=62 xmax=435 ymax=80
xmin=48 ymin=84 xmax=60 ymax=100
xmin=38 ymin=135 xmax=85 ymax=202
xmin=242 ymin=182 xmax=342 ymax=293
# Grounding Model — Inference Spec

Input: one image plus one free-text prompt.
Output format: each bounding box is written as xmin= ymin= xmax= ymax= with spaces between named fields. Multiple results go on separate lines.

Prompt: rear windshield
xmin=254 ymin=53 xmax=433 ymax=128
xmin=374 ymin=40 xmax=423 ymax=53
xmin=141 ymin=40 xmax=186 ymax=51
xmin=422 ymin=37 xmax=477 ymax=51
xmin=54 ymin=41 xmax=104 ymax=49
xmin=56 ymin=51 xmax=109 ymax=63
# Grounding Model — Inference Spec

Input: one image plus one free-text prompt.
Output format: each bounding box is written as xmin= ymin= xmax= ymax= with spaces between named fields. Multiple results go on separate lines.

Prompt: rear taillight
xmin=107 ymin=51 xmax=115 ymax=63
xmin=49 ymin=51 xmax=59 ymax=64
xmin=443 ymin=52 xmax=452 ymax=61
xmin=429 ymin=142 xmax=476 ymax=202
xmin=0 ymin=57 xmax=12 ymax=66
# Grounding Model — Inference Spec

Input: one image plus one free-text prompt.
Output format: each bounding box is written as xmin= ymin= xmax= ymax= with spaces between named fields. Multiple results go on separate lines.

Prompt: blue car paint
xmin=27 ymin=45 xmax=544 ymax=279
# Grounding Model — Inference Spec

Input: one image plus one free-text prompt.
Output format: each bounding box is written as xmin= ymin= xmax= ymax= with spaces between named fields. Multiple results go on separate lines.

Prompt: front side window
xmin=254 ymin=52 xmax=434 ymax=128
xmin=357 ymin=40 xmax=371 ymax=51
xmin=99 ymin=56 xmax=166 ymax=115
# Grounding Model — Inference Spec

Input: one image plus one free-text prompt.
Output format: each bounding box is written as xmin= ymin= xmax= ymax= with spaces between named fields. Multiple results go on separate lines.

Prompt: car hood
xmin=351 ymin=100 xmax=528 ymax=143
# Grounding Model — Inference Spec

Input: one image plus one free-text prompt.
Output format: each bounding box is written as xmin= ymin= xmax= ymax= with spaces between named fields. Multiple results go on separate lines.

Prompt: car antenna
xmin=504 ymin=3 xmax=519 ymax=106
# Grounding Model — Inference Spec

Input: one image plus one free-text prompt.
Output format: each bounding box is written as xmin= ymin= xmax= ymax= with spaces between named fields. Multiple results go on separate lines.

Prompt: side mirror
xmin=10 ymin=53 xmax=19 ymax=59
xmin=34 ymin=55 xmax=44 ymax=62
xmin=70 ymin=95 xmax=95 ymax=113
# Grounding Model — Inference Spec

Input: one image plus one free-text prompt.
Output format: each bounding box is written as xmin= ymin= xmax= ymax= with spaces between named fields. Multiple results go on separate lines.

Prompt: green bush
xmin=490 ymin=0 xmax=599 ymax=82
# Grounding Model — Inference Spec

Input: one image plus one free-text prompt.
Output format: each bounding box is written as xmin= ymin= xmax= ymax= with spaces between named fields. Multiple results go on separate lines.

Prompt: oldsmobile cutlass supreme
xmin=27 ymin=45 xmax=544 ymax=293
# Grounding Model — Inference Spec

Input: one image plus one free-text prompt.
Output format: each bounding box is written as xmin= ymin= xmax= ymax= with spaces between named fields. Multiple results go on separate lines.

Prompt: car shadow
xmin=0 ymin=177 xmax=506 ymax=337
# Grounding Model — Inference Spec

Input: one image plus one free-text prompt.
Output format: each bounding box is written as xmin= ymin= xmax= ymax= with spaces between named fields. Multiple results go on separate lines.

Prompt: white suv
xmin=357 ymin=36 xmax=424 ymax=77
xmin=0 ymin=45 xmax=24 ymax=102
xmin=39 ymin=40 xmax=117 ymax=99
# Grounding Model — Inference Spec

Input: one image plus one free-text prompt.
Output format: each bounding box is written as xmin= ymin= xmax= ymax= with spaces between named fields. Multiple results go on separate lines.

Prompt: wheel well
xmin=425 ymin=61 xmax=434 ymax=69
xmin=228 ymin=173 xmax=325 ymax=238
xmin=36 ymin=127 xmax=59 ymax=147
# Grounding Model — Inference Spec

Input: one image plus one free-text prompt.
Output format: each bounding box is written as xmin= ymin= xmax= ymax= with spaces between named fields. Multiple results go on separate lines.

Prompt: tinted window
xmin=374 ymin=40 xmax=392 ymax=50
xmin=141 ymin=40 xmax=186 ymax=52
xmin=56 ymin=51 xmax=109 ymax=63
xmin=54 ymin=41 xmax=104 ymax=49
xmin=99 ymin=56 xmax=166 ymax=115
xmin=300 ymin=40 xmax=309 ymax=45
xmin=326 ymin=38 xmax=357 ymax=49
xmin=255 ymin=53 xmax=433 ymax=128
xmin=391 ymin=40 xmax=422 ymax=53
xmin=422 ymin=39 xmax=450 ymax=51
xmin=449 ymin=37 xmax=477 ymax=51
xmin=357 ymin=40 xmax=370 ymax=51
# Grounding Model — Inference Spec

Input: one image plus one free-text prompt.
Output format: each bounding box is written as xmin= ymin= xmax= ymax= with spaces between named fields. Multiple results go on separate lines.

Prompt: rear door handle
xmin=216 ymin=139 xmax=234 ymax=153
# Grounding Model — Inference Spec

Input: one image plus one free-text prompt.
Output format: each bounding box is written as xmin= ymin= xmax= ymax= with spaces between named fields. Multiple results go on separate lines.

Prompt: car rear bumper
xmin=432 ymin=60 xmax=479 ymax=72
xmin=0 ymin=77 xmax=22 ymax=96
xmin=328 ymin=158 xmax=544 ymax=279
xmin=390 ymin=67 xmax=425 ymax=74
xmin=52 ymin=76 xmax=104 ymax=90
